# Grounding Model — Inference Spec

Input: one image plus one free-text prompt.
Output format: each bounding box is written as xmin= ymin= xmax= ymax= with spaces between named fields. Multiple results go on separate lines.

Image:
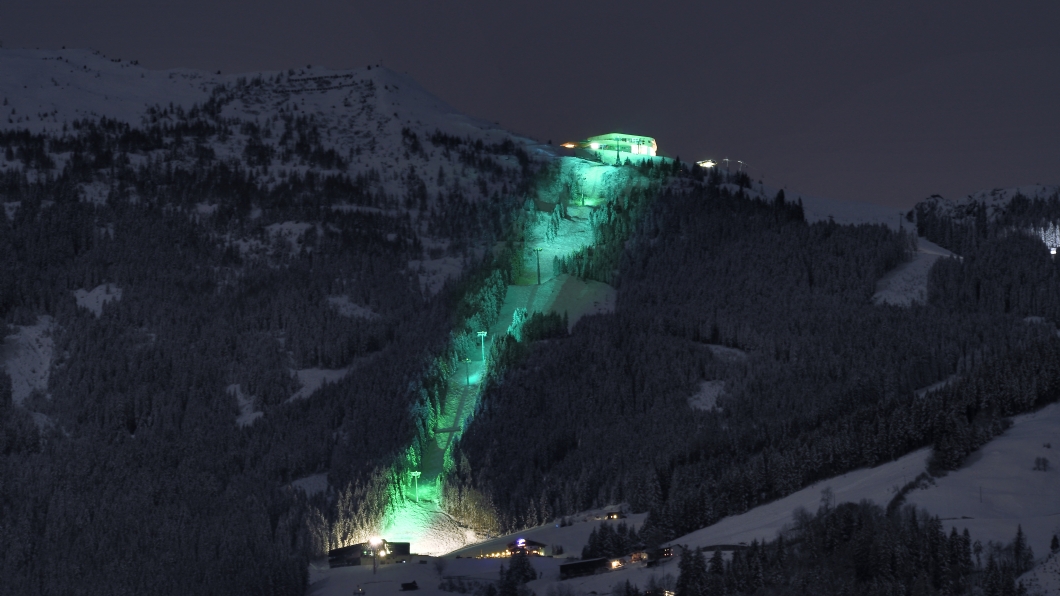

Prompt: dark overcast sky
xmin=3 ymin=0 xmax=1058 ymax=208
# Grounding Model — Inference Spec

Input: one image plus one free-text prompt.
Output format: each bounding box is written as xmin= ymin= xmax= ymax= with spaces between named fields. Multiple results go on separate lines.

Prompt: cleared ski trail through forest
xmin=382 ymin=159 xmax=619 ymax=555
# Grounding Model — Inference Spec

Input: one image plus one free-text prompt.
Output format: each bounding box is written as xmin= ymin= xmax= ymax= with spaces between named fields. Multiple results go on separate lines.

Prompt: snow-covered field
xmin=905 ymin=403 xmax=1060 ymax=560
xmin=672 ymin=448 xmax=932 ymax=550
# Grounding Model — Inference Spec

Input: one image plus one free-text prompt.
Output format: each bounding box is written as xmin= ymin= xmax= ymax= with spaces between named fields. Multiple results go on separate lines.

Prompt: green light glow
xmin=355 ymin=154 xmax=652 ymax=554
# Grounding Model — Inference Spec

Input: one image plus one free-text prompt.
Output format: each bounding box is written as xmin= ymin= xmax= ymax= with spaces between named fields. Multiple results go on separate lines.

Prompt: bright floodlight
xmin=696 ymin=159 xmax=716 ymax=168
xmin=369 ymin=537 xmax=382 ymax=547
xmin=561 ymin=142 xmax=577 ymax=149
xmin=590 ymin=142 xmax=600 ymax=150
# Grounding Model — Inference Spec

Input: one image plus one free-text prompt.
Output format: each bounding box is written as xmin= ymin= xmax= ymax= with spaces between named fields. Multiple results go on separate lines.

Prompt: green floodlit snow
xmin=373 ymin=155 xmax=648 ymax=555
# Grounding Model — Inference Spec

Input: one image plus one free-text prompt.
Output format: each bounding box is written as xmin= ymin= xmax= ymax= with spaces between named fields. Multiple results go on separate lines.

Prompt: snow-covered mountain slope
xmin=873 ymin=237 xmax=956 ymax=306
xmin=905 ymin=402 xmax=1060 ymax=563
xmin=0 ymin=46 xmax=544 ymax=206
xmin=0 ymin=47 xmax=520 ymax=146
xmin=918 ymin=185 xmax=1060 ymax=222
xmin=0 ymin=49 xmax=211 ymax=131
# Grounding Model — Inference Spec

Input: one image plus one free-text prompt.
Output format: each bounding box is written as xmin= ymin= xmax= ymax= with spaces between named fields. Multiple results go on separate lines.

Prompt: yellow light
xmin=561 ymin=142 xmax=577 ymax=149
xmin=696 ymin=159 xmax=716 ymax=168
xmin=369 ymin=537 xmax=382 ymax=547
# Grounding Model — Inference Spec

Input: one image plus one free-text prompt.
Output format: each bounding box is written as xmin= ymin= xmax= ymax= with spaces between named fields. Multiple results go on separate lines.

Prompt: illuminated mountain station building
xmin=563 ymin=133 xmax=662 ymax=165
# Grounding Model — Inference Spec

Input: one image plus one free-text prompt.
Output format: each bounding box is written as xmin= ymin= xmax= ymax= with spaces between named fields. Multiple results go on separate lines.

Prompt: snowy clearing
xmin=689 ymin=380 xmax=725 ymax=412
xmin=228 ymin=384 xmax=263 ymax=428
xmin=290 ymin=473 xmax=330 ymax=498
xmin=704 ymin=344 xmax=748 ymax=362
xmin=3 ymin=201 xmax=20 ymax=221
xmin=288 ymin=367 xmax=351 ymax=402
xmin=1 ymin=315 xmax=54 ymax=405
xmin=327 ymin=296 xmax=381 ymax=320
xmin=873 ymin=237 xmax=955 ymax=306
xmin=73 ymin=283 xmax=122 ymax=317
xmin=409 ymin=256 xmax=465 ymax=296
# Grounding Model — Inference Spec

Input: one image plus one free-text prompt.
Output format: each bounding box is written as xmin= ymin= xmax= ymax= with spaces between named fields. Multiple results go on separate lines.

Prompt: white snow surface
xmin=228 ymin=384 xmax=263 ymax=428
xmin=689 ymin=380 xmax=725 ymax=412
xmin=288 ymin=367 xmax=350 ymax=402
xmin=704 ymin=344 xmax=748 ymax=362
xmin=327 ymin=296 xmax=380 ymax=320
xmin=72 ymin=283 xmax=122 ymax=317
xmin=671 ymin=448 xmax=932 ymax=550
xmin=873 ymin=237 xmax=956 ymax=306
xmin=408 ymin=256 xmax=466 ymax=296
xmin=1022 ymin=551 xmax=1060 ymax=596
xmin=290 ymin=473 xmax=330 ymax=498
xmin=500 ymin=273 xmax=616 ymax=332
xmin=1 ymin=316 xmax=54 ymax=405
xmin=905 ymin=402 xmax=1060 ymax=562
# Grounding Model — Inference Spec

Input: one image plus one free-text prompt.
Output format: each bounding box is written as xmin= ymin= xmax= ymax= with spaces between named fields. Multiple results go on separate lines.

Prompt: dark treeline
xmin=0 ymin=77 xmax=537 ymax=596
xmin=452 ymin=175 xmax=1060 ymax=554
xmin=669 ymin=502 xmax=1033 ymax=596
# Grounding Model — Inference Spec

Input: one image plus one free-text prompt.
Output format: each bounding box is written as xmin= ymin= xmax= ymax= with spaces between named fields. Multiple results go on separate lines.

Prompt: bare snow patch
xmin=288 ymin=367 xmax=350 ymax=402
xmin=266 ymin=221 xmax=315 ymax=255
xmin=73 ymin=283 xmax=122 ymax=317
xmin=915 ymin=375 xmax=960 ymax=398
xmin=79 ymin=182 xmax=110 ymax=205
xmin=408 ymin=256 xmax=464 ymax=296
xmin=326 ymin=295 xmax=380 ymax=320
xmin=873 ymin=238 xmax=955 ymax=307
xmin=689 ymin=380 xmax=725 ymax=412
xmin=705 ymin=344 xmax=748 ymax=362
xmin=1 ymin=316 xmax=55 ymax=405
xmin=290 ymin=473 xmax=330 ymax=497
xmin=4 ymin=201 xmax=21 ymax=221
xmin=228 ymin=384 xmax=263 ymax=428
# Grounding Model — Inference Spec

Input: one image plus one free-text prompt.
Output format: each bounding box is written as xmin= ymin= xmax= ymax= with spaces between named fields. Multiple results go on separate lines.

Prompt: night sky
xmin=3 ymin=0 xmax=1058 ymax=209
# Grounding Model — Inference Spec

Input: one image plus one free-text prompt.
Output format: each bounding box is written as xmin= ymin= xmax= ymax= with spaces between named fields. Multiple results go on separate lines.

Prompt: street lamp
xmin=534 ymin=247 xmax=544 ymax=285
xmin=464 ymin=357 xmax=471 ymax=386
xmin=410 ymin=471 xmax=421 ymax=503
xmin=477 ymin=331 xmax=487 ymax=362
xmin=369 ymin=537 xmax=383 ymax=574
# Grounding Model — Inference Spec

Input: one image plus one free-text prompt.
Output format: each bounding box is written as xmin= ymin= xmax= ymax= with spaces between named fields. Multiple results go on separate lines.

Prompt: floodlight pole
xmin=534 ymin=248 xmax=544 ymax=285
xmin=477 ymin=331 xmax=487 ymax=362
xmin=464 ymin=357 xmax=471 ymax=386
